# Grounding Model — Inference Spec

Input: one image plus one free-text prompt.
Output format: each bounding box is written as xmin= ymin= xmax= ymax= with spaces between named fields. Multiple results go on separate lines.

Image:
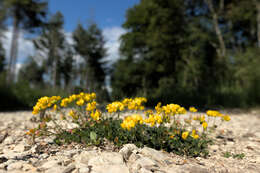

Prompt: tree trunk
xmin=205 ymin=0 xmax=226 ymax=58
xmin=53 ymin=54 xmax=57 ymax=88
xmin=7 ymin=16 xmax=20 ymax=84
xmin=256 ymin=1 xmax=260 ymax=48
xmin=228 ymin=21 xmax=237 ymax=52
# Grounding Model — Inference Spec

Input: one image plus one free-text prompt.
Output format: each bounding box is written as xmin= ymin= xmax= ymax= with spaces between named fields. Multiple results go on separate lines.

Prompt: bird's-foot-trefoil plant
xmin=27 ymin=92 xmax=231 ymax=157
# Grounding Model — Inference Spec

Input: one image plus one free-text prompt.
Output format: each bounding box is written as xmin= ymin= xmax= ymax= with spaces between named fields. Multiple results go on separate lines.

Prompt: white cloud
xmin=102 ymin=26 xmax=126 ymax=64
xmin=1 ymin=26 xmax=126 ymax=78
xmin=1 ymin=26 xmax=126 ymax=91
xmin=1 ymin=27 xmax=35 ymax=64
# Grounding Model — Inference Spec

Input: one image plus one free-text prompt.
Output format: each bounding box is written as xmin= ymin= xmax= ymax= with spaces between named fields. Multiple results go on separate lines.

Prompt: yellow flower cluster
xmin=60 ymin=92 xmax=96 ymax=107
xmin=33 ymin=96 xmax=61 ymax=115
xmin=121 ymin=112 xmax=164 ymax=130
xmin=31 ymin=92 xmax=232 ymax=146
xmin=86 ymin=101 xmax=97 ymax=112
xmin=222 ymin=115 xmax=231 ymax=121
xmin=106 ymin=97 xmax=147 ymax=113
xmin=181 ymin=129 xmax=199 ymax=140
xmin=106 ymin=101 xmax=125 ymax=113
xmin=69 ymin=110 xmax=79 ymax=120
xmin=162 ymin=104 xmax=186 ymax=115
xmin=191 ymin=129 xmax=199 ymax=139
xmin=90 ymin=110 xmax=101 ymax=121
xmin=189 ymin=107 xmax=198 ymax=112
xmin=121 ymin=114 xmax=143 ymax=130
xmin=125 ymin=97 xmax=147 ymax=110
xmin=206 ymin=110 xmax=231 ymax=121
xmin=144 ymin=113 xmax=162 ymax=127
xmin=206 ymin=110 xmax=221 ymax=117
xmin=155 ymin=102 xmax=162 ymax=114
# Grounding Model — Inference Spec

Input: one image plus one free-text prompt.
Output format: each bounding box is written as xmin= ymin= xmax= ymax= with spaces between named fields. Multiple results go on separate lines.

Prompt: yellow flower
xmin=122 ymin=98 xmax=132 ymax=106
xmin=91 ymin=110 xmax=101 ymax=121
xmin=76 ymin=99 xmax=84 ymax=106
xmin=121 ymin=116 xmax=136 ymax=131
xmin=182 ymin=131 xmax=189 ymax=140
xmin=169 ymin=135 xmax=175 ymax=139
xmin=132 ymin=114 xmax=143 ymax=123
xmin=202 ymin=122 xmax=208 ymax=129
xmin=26 ymin=128 xmax=36 ymax=136
xmin=53 ymin=104 xmax=57 ymax=111
xmin=106 ymin=101 xmax=125 ymax=113
xmin=69 ymin=110 xmax=78 ymax=120
xmin=91 ymin=93 xmax=96 ymax=100
xmin=189 ymin=107 xmax=197 ymax=112
xmin=222 ymin=115 xmax=231 ymax=121
xmin=32 ymin=105 xmax=40 ymax=115
xmin=155 ymin=102 xmax=162 ymax=114
xmin=191 ymin=129 xmax=199 ymax=139
xmin=192 ymin=129 xmax=196 ymax=136
xmin=145 ymin=114 xmax=156 ymax=126
xmin=206 ymin=110 xmax=221 ymax=117
xmin=154 ymin=115 xmax=162 ymax=124
xmin=120 ymin=122 xmax=126 ymax=129
xmin=86 ymin=101 xmax=96 ymax=112
xmin=192 ymin=134 xmax=199 ymax=139
xmin=127 ymin=97 xmax=147 ymax=110
xmin=200 ymin=115 xmax=205 ymax=122
xmin=61 ymin=98 xmax=70 ymax=107
xmin=177 ymin=107 xmax=186 ymax=114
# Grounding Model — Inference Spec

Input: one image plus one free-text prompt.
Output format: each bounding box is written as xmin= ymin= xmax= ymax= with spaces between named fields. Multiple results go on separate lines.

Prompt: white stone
xmin=88 ymin=152 xmax=124 ymax=166
xmin=7 ymin=161 xmax=24 ymax=171
xmin=63 ymin=150 xmax=78 ymax=158
xmin=91 ymin=164 xmax=129 ymax=173
xmin=119 ymin=144 xmax=138 ymax=160
xmin=3 ymin=136 xmax=15 ymax=145
xmin=41 ymin=160 xmax=61 ymax=169
xmin=140 ymin=168 xmax=152 ymax=173
xmin=45 ymin=166 xmax=66 ymax=173
xmin=22 ymin=163 xmax=36 ymax=171
xmin=74 ymin=150 xmax=99 ymax=165
xmin=78 ymin=167 xmax=89 ymax=173
xmin=131 ymin=156 xmax=157 ymax=171
xmin=140 ymin=147 xmax=171 ymax=162
xmin=2 ymin=148 xmax=16 ymax=158
xmin=128 ymin=152 xmax=141 ymax=163
xmin=210 ymin=145 xmax=219 ymax=152
xmin=62 ymin=164 xmax=76 ymax=173
xmin=13 ymin=143 xmax=30 ymax=153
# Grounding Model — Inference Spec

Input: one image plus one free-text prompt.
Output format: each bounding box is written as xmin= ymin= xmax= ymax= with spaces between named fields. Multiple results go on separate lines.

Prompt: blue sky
xmin=2 ymin=0 xmax=140 ymax=72
xmin=48 ymin=0 xmax=140 ymax=31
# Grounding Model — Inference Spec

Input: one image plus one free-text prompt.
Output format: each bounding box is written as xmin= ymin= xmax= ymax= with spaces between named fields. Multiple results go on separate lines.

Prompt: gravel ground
xmin=0 ymin=110 xmax=259 ymax=173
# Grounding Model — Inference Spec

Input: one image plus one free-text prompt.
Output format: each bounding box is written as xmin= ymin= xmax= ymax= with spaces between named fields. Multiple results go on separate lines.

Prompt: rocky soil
xmin=0 ymin=110 xmax=259 ymax=173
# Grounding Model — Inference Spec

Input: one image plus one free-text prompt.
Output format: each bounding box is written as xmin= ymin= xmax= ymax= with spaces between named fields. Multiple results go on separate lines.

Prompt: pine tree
xmin=73 ymin=23 xmax=107 ymax=93
xmin=0 ymin=1 xmax=6 ymax=74
xmin=3 ymin=0 xmax=47 ymax=84
xmin=112 ymin=0 xmax=187 ymax=101
xmin=34 ymin=11 xmax=66 ymax=88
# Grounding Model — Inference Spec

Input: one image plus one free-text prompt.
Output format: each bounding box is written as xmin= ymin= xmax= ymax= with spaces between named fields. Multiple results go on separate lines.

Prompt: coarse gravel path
xmin=0 ymin=110 xmax=259 ymax=173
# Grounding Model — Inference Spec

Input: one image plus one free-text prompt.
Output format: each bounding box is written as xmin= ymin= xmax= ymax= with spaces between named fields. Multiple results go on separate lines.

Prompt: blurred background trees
xmin=2 ymin=0 xmax=48 ymax=84
xmin=111 ymin=0 xmax=260 ymax=108
xmin=0 ymin=0 xmax=259 ymax=110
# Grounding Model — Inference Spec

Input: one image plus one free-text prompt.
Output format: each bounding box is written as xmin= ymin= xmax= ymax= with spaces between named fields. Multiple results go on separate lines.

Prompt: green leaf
xmin=90 ymin=131 xmax=97 ymax=141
